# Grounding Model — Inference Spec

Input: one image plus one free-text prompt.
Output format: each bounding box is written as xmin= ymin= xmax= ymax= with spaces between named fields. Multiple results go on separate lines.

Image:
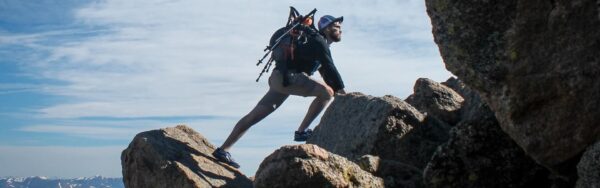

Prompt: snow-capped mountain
xmin=0 ymin=176 xmax=123 ymax=188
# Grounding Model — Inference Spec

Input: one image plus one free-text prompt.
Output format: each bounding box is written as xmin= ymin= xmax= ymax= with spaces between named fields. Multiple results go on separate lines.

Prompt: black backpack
xmin=255 ymin=7 xmax=318 ymax=82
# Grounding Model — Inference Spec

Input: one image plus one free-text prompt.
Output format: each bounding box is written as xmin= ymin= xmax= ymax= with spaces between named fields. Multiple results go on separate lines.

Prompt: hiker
xmin=212 ymin=14 xmax=346 ymax=168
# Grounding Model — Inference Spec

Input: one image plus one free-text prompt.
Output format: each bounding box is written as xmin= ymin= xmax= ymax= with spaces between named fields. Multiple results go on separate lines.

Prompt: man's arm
xmin=316 ymin=41 xmax=345 ymax=93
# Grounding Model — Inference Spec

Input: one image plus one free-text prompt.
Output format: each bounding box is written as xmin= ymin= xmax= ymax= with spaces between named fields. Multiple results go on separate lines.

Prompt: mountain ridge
xmin=0 ymin=176 xmax=123 ymax=188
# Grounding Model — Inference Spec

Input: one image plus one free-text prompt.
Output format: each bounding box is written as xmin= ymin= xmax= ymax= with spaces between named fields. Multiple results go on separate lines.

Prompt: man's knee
xmin=316 ymin=85 xmax=334 ymax=101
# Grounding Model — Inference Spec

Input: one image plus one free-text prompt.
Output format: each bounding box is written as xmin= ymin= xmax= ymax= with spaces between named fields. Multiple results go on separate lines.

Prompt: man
xmin=212 ymin=15 xmax=346 ymax=168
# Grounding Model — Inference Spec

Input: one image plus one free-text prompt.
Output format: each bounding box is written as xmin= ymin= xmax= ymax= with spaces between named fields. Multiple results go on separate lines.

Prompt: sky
xmin=0 ymin=0 xmax=452 ymax=178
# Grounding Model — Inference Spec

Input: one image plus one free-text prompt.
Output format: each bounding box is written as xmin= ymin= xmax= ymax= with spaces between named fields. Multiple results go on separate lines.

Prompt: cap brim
xmin=333 ymin=16 xmax=343 ymax=24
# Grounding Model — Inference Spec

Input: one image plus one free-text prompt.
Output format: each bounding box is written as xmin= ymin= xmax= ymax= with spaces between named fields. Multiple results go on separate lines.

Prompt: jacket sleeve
xmin=316 ymin=41 xmax=345 ymax=92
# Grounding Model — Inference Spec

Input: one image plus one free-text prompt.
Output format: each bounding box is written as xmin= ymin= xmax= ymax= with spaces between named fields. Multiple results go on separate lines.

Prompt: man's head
xmin=318 ymin=15 xmax=343 ymax=43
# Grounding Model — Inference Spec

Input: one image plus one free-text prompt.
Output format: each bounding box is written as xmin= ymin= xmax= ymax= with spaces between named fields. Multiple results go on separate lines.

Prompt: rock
xmin=405 ymin=78 xmax=464 ymax=125
xmin=356 ymin=155 xmax=380 ymax=174
xmin=423 ymin=116 xmax=550 ymax=188
xmin=425 ymin=0 xmax=600 ymax=167
xmin=359 ymin=155 xmax=424 ymax=188
xmin=440 ymin=77 xmax=463 ymax=95
xmin=441 ymin=77 xmax=491 ymax=122
xmin=576 ymin=141 xmax=600 ymax=188
xmin=356 ymin=155 xmax=424 ymax=188
xmin=377 ymin=160 xmax=423 ymax=188
xmin=121 ymin=125 xmax=253 ymax=188
xmin=253 ymin=144 xmax=384 ymax=188
xmin=308 ymin=92 xmax=450 ymax=169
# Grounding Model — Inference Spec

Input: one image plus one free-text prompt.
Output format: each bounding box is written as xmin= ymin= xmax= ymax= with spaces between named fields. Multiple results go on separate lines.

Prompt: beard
xmin=327 ymin=31 xmax=342 ymax=42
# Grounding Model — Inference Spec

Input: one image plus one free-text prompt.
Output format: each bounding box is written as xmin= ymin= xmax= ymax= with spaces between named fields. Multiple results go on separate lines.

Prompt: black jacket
xmin=270 ymin=27 xmax=345 ymax=91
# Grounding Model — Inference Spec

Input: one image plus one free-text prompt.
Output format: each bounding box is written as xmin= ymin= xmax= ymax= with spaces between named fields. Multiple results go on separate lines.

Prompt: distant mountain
xmin=0 ymin=176 xmax=123 ymax=188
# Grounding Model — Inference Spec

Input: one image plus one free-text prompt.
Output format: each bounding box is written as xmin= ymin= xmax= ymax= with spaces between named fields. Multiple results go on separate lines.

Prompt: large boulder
xmin=425 ymin=77 xmax=553 ymax=187
xmin=253 ymin=144 xmax=383 ymax=188
xmin=423 ymin=116 xmax=550 ymax=188
xmin=356 ymin=155 xmax=423 ymax=188
xmin=576 ymin=141 xmax=600 ymax=188
xmin=425 ymin=0 xmax=600 ymax=167
xmin=121 ymin=125 xmax=253 ymax=188
xmin=307 ymin=92 xmax=450 ymax=169
xmin=405 ymin=78 xmax=464 ymax=125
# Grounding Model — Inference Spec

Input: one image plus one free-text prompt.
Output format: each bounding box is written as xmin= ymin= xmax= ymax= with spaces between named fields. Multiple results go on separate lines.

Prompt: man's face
xmin=325 ymin=21 xmax=342 ymax=42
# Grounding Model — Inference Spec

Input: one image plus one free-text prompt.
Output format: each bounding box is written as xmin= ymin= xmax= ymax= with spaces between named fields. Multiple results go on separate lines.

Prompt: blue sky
xmin=0 ymin=0 xmax=451 ymax=178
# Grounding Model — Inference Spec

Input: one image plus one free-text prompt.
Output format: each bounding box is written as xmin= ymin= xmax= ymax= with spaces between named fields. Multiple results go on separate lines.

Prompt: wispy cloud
xmin=17 ymin=115 xmax=235 ymax=140
xmin=0 ymin=83 xmax=41 ymax=94
xmin=20 ymin=124 xmax=135 ymax=139
xmin=11 ymin=0 xmax=450 ymax=120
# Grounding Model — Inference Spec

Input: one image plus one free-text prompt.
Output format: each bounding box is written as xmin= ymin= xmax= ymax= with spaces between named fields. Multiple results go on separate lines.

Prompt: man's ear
xmin=322 ymin=27 xmax=330 ymax=34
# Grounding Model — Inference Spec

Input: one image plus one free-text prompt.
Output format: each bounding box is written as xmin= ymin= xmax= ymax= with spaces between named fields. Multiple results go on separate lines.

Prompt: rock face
xmin=423 ymin=116 xmax=549 ymax=188
xmin=307 ymin=92 xmax=450 ymax=169
xmin=406 ymin=78 xmax=464 ymax=125
xmin=415 ymin=77 xmax=550 ymax=188
xmin=425 ymin=0 xmax=600 ymax=167
xmin=121 ymin=125 xmax=252 ymax=188
xmin=253 ymin=144 xmax=384 ymax=188
xmin=576 ymin=141 xmax=600 ymax=188
xmin=357 ymin=155 xmax=423 ymax=188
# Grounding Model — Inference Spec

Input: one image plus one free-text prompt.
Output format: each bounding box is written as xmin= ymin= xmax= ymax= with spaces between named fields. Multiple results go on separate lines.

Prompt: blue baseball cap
xmin=318 ymin=15 xmax=343 ymax=31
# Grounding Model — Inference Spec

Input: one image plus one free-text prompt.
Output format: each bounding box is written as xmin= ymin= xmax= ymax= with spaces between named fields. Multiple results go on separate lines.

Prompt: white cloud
xmin=0 ymin=83 xmax=42 ymax=94
xmin=19 ymin=124 xmax=137 ymax=140
xmin=18 ymin=0 xmax=450 ymax=120
xmin=17 ymin=117 xmax=240 ymax=140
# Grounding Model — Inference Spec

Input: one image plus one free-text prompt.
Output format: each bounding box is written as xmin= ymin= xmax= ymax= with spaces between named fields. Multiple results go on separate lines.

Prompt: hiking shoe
xmin=212 ymin=147 xmax=240 ymax=168
xmin=294 ymin=129 xmax=313 ymax=142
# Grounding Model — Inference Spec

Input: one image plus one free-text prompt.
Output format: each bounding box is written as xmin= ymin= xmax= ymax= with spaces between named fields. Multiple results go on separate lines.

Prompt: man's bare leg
xmin=296 ymin=84 xmax=334 ymax=132
xmin=220 ymin=105 xmax=275 ymax=151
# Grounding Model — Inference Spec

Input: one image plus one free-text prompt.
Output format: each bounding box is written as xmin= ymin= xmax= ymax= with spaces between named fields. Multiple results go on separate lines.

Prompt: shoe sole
xmin=212 ymin=153 xmax=240 ymax=168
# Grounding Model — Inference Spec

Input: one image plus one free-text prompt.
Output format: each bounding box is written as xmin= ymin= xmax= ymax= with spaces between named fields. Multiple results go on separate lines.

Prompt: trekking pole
xmin=256 ymin=51 xmax=271 ymax=66
xmin=256 ymin=57 xmax=274 ymax=82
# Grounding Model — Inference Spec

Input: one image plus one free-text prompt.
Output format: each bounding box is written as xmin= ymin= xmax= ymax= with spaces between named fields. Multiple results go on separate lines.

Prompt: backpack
xmin=255 ymin=7 xmax=318 ymax=82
